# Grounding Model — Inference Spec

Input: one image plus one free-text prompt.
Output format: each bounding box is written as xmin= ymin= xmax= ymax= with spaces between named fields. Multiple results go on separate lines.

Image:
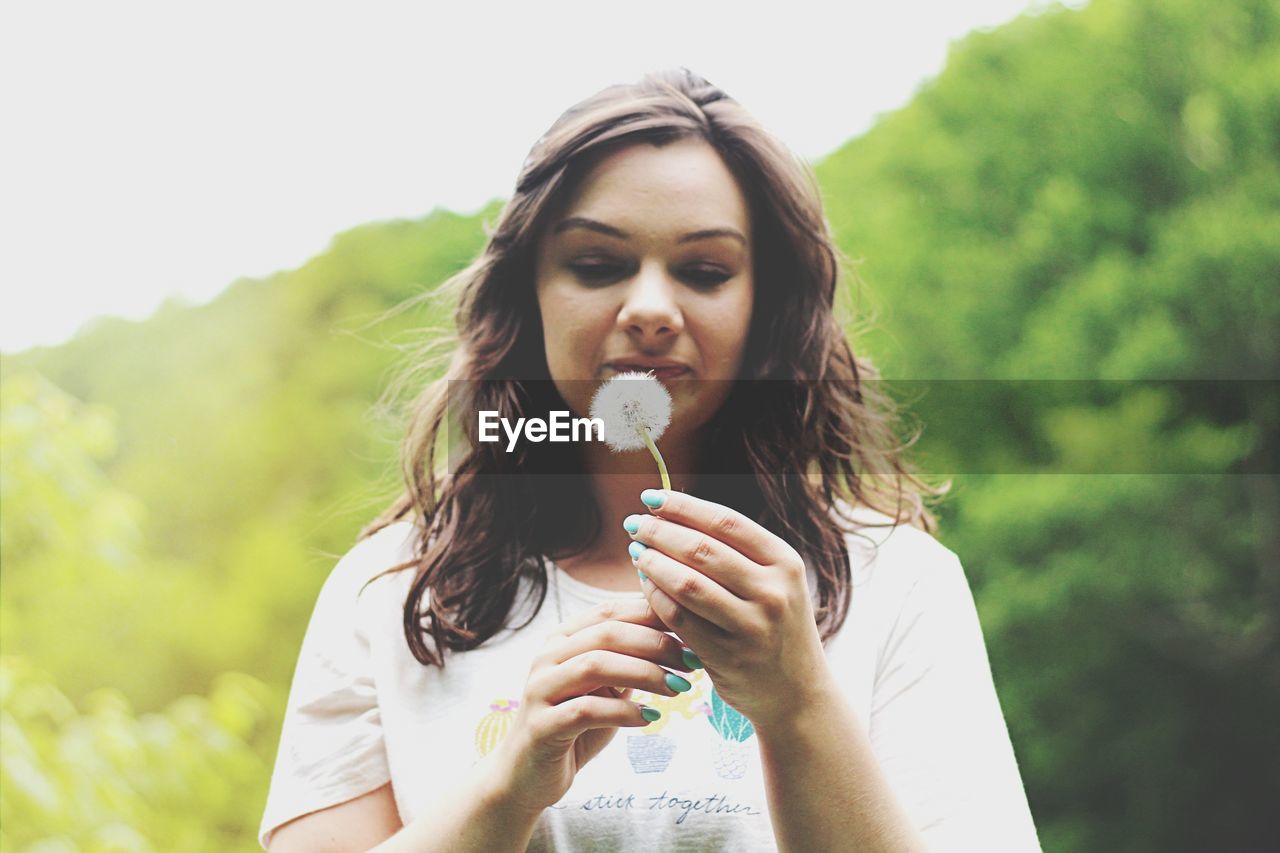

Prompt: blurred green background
xmin=2 ymin=0 xmax=1277 ymax=849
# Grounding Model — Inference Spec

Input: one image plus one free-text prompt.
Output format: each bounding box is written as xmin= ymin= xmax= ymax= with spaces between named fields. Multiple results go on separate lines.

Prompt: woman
xmin=259 ymin=69 xmax=1041 ymax=851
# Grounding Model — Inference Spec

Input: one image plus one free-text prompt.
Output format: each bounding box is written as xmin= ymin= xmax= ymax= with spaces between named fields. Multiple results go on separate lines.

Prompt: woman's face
xmin=534 ymin=138 xmax=754 ymax=444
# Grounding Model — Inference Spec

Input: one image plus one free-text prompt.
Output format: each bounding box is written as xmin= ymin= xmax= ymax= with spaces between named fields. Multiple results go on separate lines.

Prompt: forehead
xmin=554 ymin=138 xmax=751 ymax=237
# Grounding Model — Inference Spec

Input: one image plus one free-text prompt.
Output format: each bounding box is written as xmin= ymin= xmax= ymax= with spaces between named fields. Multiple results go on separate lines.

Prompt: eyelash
xmin=567 ymin=260 xmax=732 ymax=289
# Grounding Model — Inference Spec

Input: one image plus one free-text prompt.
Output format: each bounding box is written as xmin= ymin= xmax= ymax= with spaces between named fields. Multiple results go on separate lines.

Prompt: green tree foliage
xmin=2 ymin=0 xmax=1276 ymax=849
xmin=1 ymin=656 xmax=279 ymax=851
xmin=5 ymin=205 xmax=499 ymax=710
xmin=820 ymin=0 xmax=1279 ymax=381
xmin=1 ymin=374 xmax=282 ymax=849
xmin=817 ymin=0 xmax=1279 ymax=848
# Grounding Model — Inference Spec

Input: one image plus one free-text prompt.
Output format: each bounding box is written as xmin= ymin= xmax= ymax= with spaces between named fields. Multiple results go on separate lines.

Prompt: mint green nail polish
xmin=640 ymin=706 xmax=661 ymax=723
xmin=681 ymin=648 xmax=704 ymax=670
xmin=628 ymin=541 xmax=647 ymax=561
xmin=637 ymin=568 xmax=648 ymax=581
xmin=623 ymin=515 xmax=642 ymax=534
xmin=641 ymin=489 xmax=665 ymax=508
xmin=665 ymin=672 xmax=692 ymax=693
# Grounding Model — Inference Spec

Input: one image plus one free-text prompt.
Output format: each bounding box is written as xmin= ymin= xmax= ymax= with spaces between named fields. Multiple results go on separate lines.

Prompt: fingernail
xmin=641 ymin=489 xmax=665 ymax=508
xmin=665 ymin=672 xmax=692 ymax=693
xmin=623 ymin=514 xmax=643 ymax=534
xmin=628 ymin=541 xmax=647 ymax=562
xmin=681 ymin=648 xmax=704 ymax=670
xmin=637 ymin=568 xmax=648 ymax=581
xmin=640 ymin=706 xmax=662 ymax=723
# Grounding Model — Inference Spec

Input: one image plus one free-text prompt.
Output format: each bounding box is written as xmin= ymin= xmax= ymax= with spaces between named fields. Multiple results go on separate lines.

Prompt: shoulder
xmin=828 ymin=502 xmax=982 ymax=672
xmin=319 ymin=520 xmax=421 ymax=606
xmin=829 ymin=499 xmax=963 ymax=598
xmin=349 ymin=520 xmax=420 ymax=572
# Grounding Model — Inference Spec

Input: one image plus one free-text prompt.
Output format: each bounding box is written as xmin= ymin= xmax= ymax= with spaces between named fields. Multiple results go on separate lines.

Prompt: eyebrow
xmin=553 ymin=216 xmax=747 ymax=246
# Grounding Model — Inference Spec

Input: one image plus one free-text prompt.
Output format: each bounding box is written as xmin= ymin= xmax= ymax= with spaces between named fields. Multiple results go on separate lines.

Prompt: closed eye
xmin=566 ymin=259 xmax=734 ymax=289
xmin=568 ymin=259 xmax=628 ymax=284
xmin=681 ymin=266 xmax=732 ymax=289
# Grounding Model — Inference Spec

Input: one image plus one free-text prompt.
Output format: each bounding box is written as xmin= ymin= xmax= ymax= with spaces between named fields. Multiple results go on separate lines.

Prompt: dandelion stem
xmin=637 ymin=425 xmax=671 ymax=491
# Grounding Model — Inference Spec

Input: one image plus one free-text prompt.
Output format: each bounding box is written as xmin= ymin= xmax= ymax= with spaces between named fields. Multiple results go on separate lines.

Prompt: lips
xmin=642 ymin=366 xmax=689 ymax=380
xmin=606 ymin=361 xmax=691 ymax=380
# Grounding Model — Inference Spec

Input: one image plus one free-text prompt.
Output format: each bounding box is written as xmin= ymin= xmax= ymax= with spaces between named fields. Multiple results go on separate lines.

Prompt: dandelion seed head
xmin=588 ymin=371 xmax=673 ymax=452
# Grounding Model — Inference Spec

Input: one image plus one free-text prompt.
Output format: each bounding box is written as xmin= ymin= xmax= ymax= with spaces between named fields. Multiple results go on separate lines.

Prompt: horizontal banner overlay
xmin=442 ymin=380 xmax=1277 ymax=475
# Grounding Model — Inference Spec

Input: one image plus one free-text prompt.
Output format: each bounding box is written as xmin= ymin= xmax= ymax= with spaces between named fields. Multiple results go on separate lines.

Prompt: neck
xmin=553 ymin=431 xmax=702 ymax=591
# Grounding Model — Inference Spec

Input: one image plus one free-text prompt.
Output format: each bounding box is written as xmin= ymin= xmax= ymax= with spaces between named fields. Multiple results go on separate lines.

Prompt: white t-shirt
xmin=258 ymin=508 xmax=1041 ymax=851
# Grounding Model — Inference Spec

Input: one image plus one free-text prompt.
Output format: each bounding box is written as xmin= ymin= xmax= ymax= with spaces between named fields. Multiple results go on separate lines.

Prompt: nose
xmin=617 ymin=261 xmax=683 ymax=341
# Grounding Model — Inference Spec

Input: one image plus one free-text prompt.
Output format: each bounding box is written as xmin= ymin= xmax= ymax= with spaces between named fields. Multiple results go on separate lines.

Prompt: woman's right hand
xmin=482 ymin=598 xmax=695 ymax=815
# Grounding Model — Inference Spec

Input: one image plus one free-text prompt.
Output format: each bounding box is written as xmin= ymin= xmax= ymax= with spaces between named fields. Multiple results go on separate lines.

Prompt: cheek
xmin=538 ymin=282 xmax=578 ymax=339
xmin=734 ymin=286 xmax=754 ymax=341
xmin=546 ymin=297 xmax=600 ymax=344
xmin=700 ymin=285 xmax=754 ymax=363
xmin=539 ymin=284 xmax=616 ymax=370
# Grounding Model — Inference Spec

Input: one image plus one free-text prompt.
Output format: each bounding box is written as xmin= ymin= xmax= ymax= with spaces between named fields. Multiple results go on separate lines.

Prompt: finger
xmin=624 ymin=513 xmax=761 ymax=599
xmin=551 ymin=620 xmax=694 ymax=674
xmin=634 ymin=543 xmax=740 ymax=633
xmin=601 ymin=686 xmax=633 ymax=699
xmin=590 ymin=686 xmax=631 ymax=702
xmin=541 ymin=649 xmax=691 ymax=705
xmin=551 ymin=598 xmax=670 ymax=639
xmin=641 ymin=489 xmax=793 ymax=567
xmin=546 ymin=695 xmax=661 ymax=743
xmin=638 ymin=566 xmax=727 ymax=648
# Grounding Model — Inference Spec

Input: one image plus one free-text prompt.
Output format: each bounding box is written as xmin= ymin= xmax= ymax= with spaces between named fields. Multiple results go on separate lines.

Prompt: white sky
xmin=0 ymin=0 xmax=1077 ymax=354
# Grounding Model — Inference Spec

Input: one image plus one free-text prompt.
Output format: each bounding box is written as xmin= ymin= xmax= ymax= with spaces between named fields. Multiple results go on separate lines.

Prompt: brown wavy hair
xmin=359 ymin=68 xmax=948 ymax=669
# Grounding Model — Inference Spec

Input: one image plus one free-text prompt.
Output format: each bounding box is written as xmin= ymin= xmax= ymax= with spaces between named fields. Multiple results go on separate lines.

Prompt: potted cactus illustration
xmin=705 ymin=687 xmax=754 ymax=780
xmin=625 ymin=670 xmax=707 ymax=773
xmin=626 ymin=728 xmax=678 ymax=774
xmin=474 ymin=698 xmax=520 ymax=757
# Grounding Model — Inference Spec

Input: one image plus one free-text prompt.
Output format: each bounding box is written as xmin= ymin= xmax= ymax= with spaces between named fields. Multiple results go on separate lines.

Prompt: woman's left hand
xmin=626 ymin=488 xmax=835 ymax=732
